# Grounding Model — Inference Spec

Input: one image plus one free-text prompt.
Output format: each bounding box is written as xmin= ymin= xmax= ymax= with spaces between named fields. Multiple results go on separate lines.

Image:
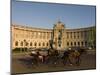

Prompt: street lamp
xmin=24 ymin=39 xmax=26 ymax=52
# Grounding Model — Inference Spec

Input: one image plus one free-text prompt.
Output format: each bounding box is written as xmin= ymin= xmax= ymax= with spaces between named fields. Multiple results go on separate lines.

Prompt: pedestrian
xmin=74 ymin=50 xmax=80 ymax=66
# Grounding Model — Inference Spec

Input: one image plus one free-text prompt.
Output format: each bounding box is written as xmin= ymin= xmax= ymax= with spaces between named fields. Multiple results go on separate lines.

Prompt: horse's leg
xmin=57 ymin=57 xmax=59 ymax=65
xmin=76 ymin=56 xmax=80 ymax=66
xmin=51 ymin=56 xmax=55 ymax=66
xmin=41 ymin=56 xmax=43 ymax=63
xmin=65 ymin=57 xmax=68 ymax=65
xmin=68 ymin=56 xmax=73 ymax=66
xmin=35 ymin=57 xmax=39 ymax=66
xmin=41 ymin=57 xmax=44 ymax=63
xmin=43 ymin=56 xmax=45 ymax=64
xmin=54 ymin=56 xmax=57 ymax=65
xmin=63 ymin=58 xmax=66 ymax=65
xmin=32 ymin=57 xmax=36 ymax=65
xmin=62 ymin=56 xmax=66 ymax=66
xmin=39 ymin=56 xmax=44 ymax=64
xmin=45 ymin=56 xmax=50 ymax=65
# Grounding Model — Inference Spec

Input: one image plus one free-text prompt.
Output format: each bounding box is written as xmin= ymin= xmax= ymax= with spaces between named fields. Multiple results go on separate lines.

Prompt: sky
xmin=11 ymin=0 xmax=96 ymax=29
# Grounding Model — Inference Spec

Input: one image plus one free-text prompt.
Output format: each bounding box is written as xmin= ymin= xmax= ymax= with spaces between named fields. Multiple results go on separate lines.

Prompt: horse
xmin=61 ymin=50 xmax=75 ymax=65
xmin=44 ymin=49 xmax=60 ymax=66
xmin=29 ymin=51 xmax=45 ymax=66
xmin=68 ymin=48 xmax=86 ymax=66
xmin=29 ymin=52 xmax=39 ymax=66
xmin=61 ymin=49 xmax=81 ymax=66
xmin=61 ymin=50 xmax=70 ymax=65
xmin=68 ymin=50 xmax=80 ymax=65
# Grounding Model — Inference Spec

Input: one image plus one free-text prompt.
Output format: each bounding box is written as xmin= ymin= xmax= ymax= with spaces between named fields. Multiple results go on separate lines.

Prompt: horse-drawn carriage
xmin=28 ymin=47 xmax=86 ymax=66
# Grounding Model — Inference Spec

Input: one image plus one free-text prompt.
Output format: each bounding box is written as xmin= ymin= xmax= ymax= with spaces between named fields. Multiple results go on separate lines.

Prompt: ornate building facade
xmin=11 ymin=21 xmax=95 ymax=50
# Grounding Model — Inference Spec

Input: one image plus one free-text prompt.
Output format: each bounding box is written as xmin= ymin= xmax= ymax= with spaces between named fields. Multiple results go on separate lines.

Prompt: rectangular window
xmin=66 ymin=32 xmax=69 ymax=39
xmin=70 ymin=32 xmax=72 ymax=38
xmin=74 ymin=32 xmax=76 ymax=39
xmin=67 ymin=42 xmax=69 ymax=46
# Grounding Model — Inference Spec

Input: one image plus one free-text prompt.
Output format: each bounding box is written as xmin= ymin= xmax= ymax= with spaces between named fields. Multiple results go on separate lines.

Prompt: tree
xmin=88 ymin=26 xmax=96 ymax=48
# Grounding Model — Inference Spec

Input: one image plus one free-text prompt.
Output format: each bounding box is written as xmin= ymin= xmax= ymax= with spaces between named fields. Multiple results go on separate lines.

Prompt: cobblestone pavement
xmin=11 ymin=53 xmax=96 ymax=74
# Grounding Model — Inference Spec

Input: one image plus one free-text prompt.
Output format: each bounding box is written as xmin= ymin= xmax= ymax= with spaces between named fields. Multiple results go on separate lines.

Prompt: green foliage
xmin=12 ymin=48 xmax=28 ymax=53
xmin=88 ymin=26 xmax=96 ymax=48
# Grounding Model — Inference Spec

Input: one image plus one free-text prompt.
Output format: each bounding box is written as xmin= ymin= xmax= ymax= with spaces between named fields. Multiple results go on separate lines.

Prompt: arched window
xmin=20 ymin=41 xmax=23 ymax=46
xmin=38 ymin=42 xmax=41 ymax=46
xmin=43 ymin=42 xmax=45 ymax=46
xmin=30 ymin=42 xmax=32 ymax=46
xmin=81 ymin=41 xmax=83 ymax=46
xmin=67 ymin=42 xmax=69 ymax=46
xmin=23 ymin=39 xmax=27 ymax=46
xmin=25 ymin=42 xmax=28 ymax=46
xmin=74 ymin=42 xmax=76 ymax=46
xmin=85 ymin=41 xmax=87 ymax=46
xmin=34 ymin=42 xmax=37 ymax=46
xmin=78 ymin=42 xmax=80 ymax=46
xmin=15 ymin=41 xmax=18 ymax=46
xmin=47 ymin=42 xmax=48 ymax=46
xmin=71 ymin=42 xmax=73 ymax=46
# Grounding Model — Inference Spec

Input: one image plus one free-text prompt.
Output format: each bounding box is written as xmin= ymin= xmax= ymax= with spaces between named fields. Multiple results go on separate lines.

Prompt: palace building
xmin=11 ymin=21 xmax=95 ymax=50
